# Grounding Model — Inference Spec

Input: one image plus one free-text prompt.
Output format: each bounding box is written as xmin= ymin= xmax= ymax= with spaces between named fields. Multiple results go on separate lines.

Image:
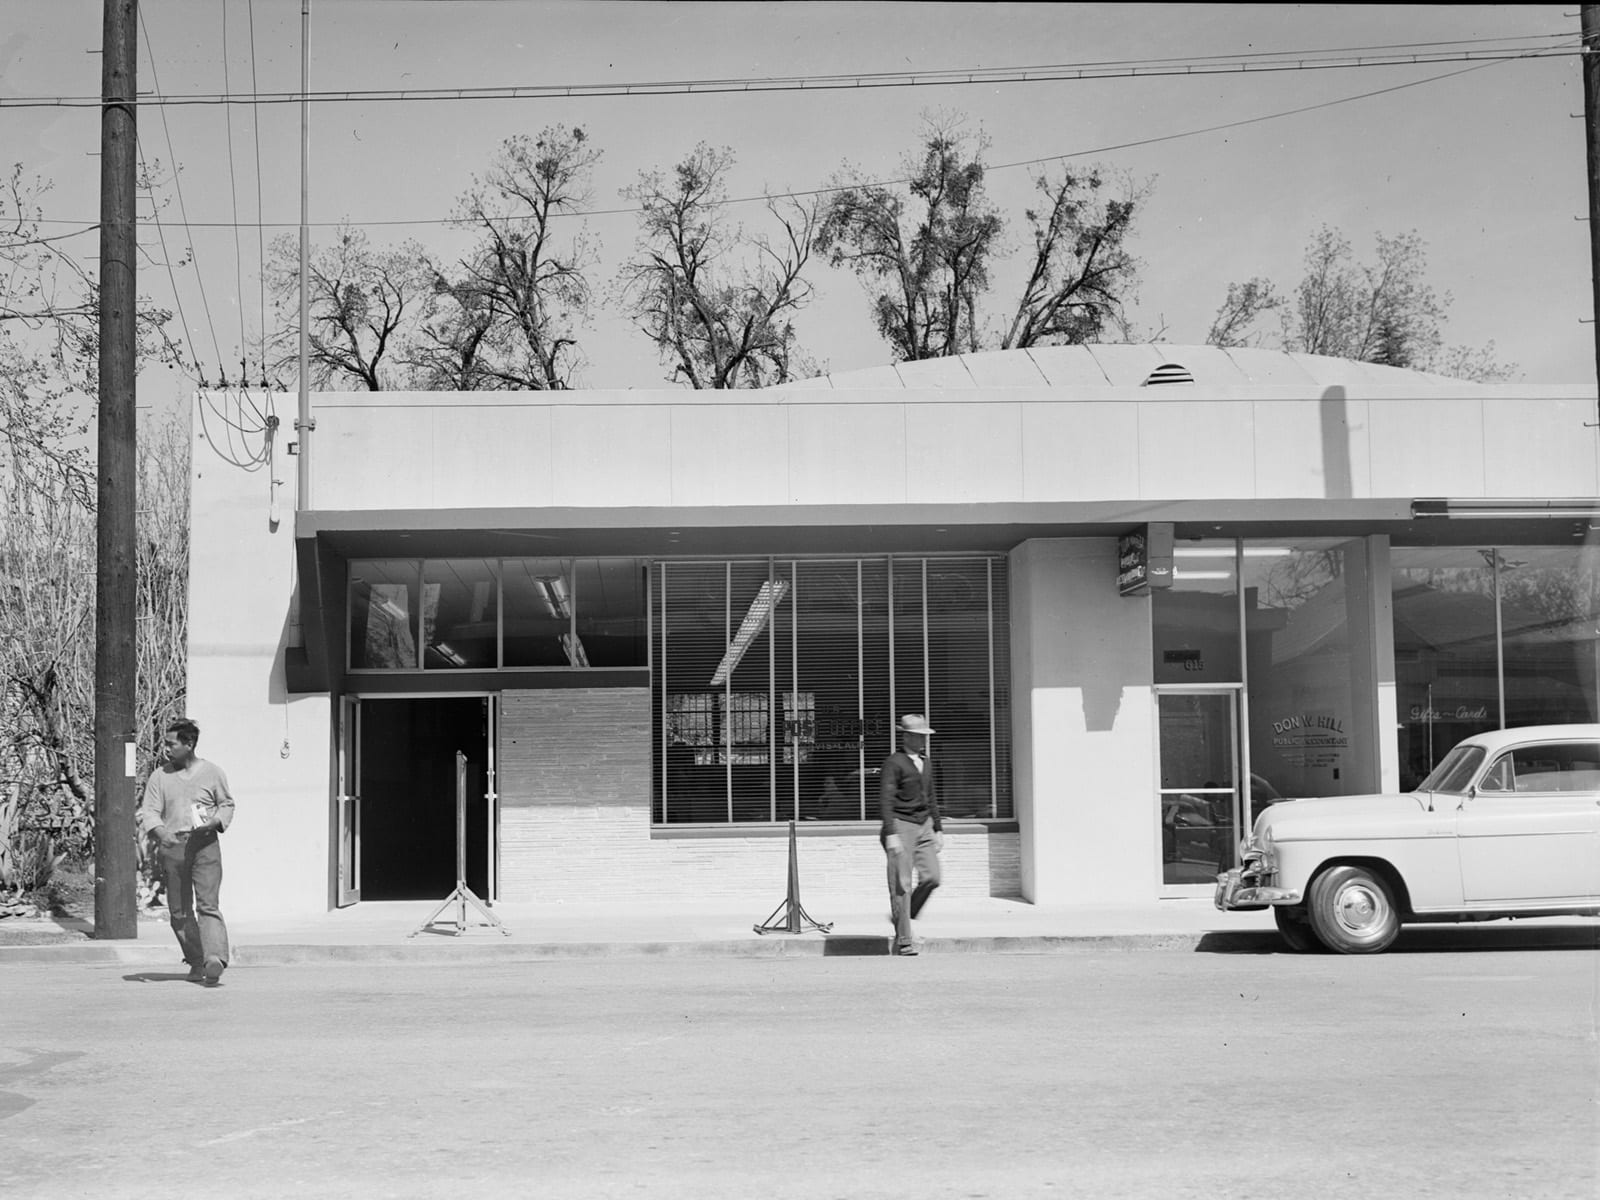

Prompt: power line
xmin=33 ymin=49 xmax=1545 ymax=233
xmin=137 ymin=6 xmax=226 ymax=384
xmin=0 ymin=36 xmax=1576 ymax=109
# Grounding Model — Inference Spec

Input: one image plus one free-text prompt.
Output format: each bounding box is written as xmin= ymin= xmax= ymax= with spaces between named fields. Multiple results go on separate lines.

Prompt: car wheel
xmin=1307 ymin=865 xmax=1399 ymax=954
xmin=1273 ymin=905 xmax=1324 ymax=953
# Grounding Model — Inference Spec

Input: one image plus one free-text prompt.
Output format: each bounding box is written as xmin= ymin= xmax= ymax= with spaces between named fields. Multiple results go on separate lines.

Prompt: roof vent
xmin=1142 ymin=362 xmax=1193 ymax=386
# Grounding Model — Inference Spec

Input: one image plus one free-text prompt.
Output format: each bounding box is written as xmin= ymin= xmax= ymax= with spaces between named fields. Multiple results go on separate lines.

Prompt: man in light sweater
xmin=880 ymin=714 xmax=942 ymax=956
xmin=137 ymin=718 xmax=235 ymax=985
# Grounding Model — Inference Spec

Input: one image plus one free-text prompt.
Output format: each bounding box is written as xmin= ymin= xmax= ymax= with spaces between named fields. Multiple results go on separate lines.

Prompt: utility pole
xmin=1583 ymin=5 xmax=1600 ymax=421
xmin=94 ymin=0 xmax=138 ymax=939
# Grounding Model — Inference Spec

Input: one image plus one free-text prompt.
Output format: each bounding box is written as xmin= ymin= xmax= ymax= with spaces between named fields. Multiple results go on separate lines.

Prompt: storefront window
xmin=1153 ymin=539 xmax=1240 ymax=684
xmin=652 ymin=556 xmax=1011 ymax=825
xmin=349 ymin=560 xmax=420 ymax=669
xmin=1240 ymin=538 xmax=1368 ymax=807
xmin=1393 ymin=545 xmax=1600 ymax=788
xmin=349 ymin=556 xmax=647 ymax=672
xmin=1153 ymin=536 xmax=1374 ymax=889
xmin=422 ymin=559 xmax=498 ymax=670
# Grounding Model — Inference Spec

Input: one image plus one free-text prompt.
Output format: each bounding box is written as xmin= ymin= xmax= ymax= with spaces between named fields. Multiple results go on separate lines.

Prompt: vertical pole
xmin=456 ymin=751 xmax=467 ymax=884
xmin=296 ymin=0 xmax=312 ymax=507
xmin=94 ymin=0 xmax=138 ymax=940
xmin=1582 ymin=6 xmax=1600 ymax=419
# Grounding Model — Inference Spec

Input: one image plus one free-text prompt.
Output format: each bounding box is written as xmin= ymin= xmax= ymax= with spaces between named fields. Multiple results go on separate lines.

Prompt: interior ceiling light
xmin=710 ymin=580 xmax=789 ymax=687
xmin=536 ymin=576 xmax=571 ymax=619
xmin=1413 ymin=498 xmax=1600 ymax=519
xmin=1174 ymin=546 xmax=1293 ymax=558
xmin=561 ymin=632 xmax=589 ymax=669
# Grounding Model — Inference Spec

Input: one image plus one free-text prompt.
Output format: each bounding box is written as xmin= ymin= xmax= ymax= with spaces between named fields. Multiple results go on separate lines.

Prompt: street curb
xmin=0 ymin=929 xmax=1278 ymax=965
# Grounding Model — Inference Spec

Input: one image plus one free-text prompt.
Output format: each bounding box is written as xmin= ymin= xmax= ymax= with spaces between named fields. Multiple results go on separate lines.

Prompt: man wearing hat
xmin=880 ymin=714 xmax=943 ymax=955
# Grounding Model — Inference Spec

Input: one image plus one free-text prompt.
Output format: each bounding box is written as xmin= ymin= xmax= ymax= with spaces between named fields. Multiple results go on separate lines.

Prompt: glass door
xmin=1156 ymin=688 xmax=1242 ymax=893
xmin=336 ymin=695 xmax=361 ymax=907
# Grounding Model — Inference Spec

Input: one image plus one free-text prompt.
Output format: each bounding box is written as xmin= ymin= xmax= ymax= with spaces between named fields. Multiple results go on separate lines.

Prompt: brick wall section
xmin=497 ymin=686 xmax=1020 ymax=905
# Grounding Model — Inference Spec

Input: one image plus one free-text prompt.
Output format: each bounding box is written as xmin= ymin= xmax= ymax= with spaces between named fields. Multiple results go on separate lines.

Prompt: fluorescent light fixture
xmin=709 ymin=580 xmax=789 ymax=687
xmin=535 ymin=576 xmax=571 ymax=619
xmin=561 ymin=632 xmax=589 ymax=668
xmin=373 ymin=596 xmax=408 ymax=622
xmin=432 ymin=642 xmax=466 ymax=667
xmin=1414 ymin=498 xmax=1600 ymax=519
xmin=1186 ymin=547 xmax=1290 ymax=559
xmin=1173 ymin=570 xmax=1233 ymax=581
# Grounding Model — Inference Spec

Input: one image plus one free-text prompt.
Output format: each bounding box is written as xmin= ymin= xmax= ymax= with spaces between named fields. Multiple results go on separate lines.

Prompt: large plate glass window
xmin=1392 ymin=545 xmax=1600 ymax=788
xmin=652 ymin=556 xmax=1010 ymax=826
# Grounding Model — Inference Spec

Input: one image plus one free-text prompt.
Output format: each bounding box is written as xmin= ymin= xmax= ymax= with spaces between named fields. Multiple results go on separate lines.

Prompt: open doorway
xmin=356 ymin=697 xmax=492 ymax=902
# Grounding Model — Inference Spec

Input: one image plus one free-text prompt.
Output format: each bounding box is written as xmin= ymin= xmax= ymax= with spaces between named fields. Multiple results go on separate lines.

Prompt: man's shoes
xmin=892 ymin=941 xmax=919 ymax=956
xmin=201 ymin=956 xmax=225 ymax=986
xmin=186 ymin=963 xmax=205 ymax=983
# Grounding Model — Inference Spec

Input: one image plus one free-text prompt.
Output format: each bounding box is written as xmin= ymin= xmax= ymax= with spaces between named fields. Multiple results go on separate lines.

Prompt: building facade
xmin=186 ymin=344 xmax=1600 ymax=920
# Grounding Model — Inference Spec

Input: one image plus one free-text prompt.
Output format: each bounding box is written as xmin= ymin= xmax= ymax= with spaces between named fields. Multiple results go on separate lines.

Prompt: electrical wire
xmin=136 ymin=4 xmax=227 ymax=385
xmin=0 ymin=34 xmax=1575 ymax=109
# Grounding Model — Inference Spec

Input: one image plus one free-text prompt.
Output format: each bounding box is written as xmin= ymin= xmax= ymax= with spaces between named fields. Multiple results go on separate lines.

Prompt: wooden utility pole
xmin=94 ymin=0 xmax=138 ymax=939
xmin=1583 ymin=6 xmax=1600 ymax=421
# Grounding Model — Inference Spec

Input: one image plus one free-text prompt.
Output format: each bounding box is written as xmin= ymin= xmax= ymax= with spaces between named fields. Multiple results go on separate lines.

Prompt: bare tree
xmin=1214 ymin=226 xmax=1515 ymax=379
xmin=265 ymin=221 xmax=434 ymax=390
xmin=1206 ymin=278 xmax=1283 ymax=349
xmin=1001 ymin=166 xmax=1145 ymax=349
xmin=815 ymin=115 xmax=1002 ymax=361
xmin=620 ymin=144 xmax=819 ymax=388
xmin=0 ymin=163 xmax=189 ymax=874
xmin=438 ymin=126 xmax=600 ymax=390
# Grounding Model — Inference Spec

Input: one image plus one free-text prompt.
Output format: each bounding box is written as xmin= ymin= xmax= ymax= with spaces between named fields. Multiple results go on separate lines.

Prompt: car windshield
xmin=1416 ymin=744 xmax=1486 ymax=794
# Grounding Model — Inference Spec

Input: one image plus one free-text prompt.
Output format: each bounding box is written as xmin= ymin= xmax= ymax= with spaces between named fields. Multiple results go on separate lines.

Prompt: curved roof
xmin=782 ymin=343 xmax=1469 ymax=391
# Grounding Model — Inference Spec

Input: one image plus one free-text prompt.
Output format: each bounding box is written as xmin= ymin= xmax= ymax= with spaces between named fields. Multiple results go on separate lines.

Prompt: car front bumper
xmin=1214 ymin=867 xmax=1302 ymax=911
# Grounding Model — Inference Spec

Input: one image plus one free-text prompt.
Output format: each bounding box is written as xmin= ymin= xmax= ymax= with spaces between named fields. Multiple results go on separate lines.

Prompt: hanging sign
xmin=1117 ymin=523 xmax=1174 ymax=596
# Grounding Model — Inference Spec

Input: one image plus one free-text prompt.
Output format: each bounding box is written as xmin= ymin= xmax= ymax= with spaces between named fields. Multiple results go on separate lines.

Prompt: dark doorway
xmin=358 ymin=697 xmax=490 ymax=901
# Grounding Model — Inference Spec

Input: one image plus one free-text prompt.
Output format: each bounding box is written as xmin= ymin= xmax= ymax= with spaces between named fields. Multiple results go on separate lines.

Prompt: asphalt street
xmin=3 ymin=943 xmax=1597 ymax=1200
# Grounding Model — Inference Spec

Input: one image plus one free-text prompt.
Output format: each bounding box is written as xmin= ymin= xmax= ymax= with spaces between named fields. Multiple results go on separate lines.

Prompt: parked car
xmin=1215 ymin=724 xmax=1600 ymax=953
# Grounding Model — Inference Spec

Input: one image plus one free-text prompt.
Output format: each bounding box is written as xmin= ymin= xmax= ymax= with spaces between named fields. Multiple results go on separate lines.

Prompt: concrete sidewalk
xmin=0 ymin=895 xmax=1287 ymax=964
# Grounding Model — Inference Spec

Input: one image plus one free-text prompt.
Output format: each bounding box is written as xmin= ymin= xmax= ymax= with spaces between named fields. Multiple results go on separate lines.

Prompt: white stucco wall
xmin=1010 ymin=538 xmax=1156 ymax=905
xmin=188 ymin=447 xmax=332 ymax=920
xmin=295 ymin=384 xmax=1600 ymax=513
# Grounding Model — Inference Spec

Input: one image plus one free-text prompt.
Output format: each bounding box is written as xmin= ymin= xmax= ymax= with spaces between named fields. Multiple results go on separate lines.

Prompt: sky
xmin=1 ymin=1 xmax=1592 ymax=407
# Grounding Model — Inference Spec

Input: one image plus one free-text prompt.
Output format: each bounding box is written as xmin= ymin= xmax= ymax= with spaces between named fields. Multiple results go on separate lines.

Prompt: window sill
xmin=650 ymin=819 xmax=1018 ymax=839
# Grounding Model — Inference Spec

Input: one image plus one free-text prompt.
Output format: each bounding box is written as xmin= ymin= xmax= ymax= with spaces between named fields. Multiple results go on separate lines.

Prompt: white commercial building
xmin=185 ymin=344 xmax=1600 ymax=920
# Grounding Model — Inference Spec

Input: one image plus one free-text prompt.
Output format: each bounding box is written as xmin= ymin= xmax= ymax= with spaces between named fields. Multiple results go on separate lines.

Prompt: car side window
xmin=1504 ymin=743 xmax=1600 ymax=793
xmin=1478 ymin=756 xmax=1514 ymax=792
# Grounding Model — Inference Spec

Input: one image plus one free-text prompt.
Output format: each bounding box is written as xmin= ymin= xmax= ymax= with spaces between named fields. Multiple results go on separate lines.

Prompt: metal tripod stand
xmin=411 ymin=751 xmax=510 ymax=938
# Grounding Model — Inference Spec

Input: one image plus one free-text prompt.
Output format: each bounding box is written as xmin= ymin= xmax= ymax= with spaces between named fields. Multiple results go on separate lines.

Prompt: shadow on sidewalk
xmin=820 ymin=935 xmax=890 ymax=956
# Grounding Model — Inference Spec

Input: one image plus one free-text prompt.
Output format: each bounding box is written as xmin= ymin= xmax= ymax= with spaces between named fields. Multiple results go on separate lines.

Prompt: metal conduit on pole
xmin=296 ymin=0 xmax=313 ymax=507
xmin=93 ymin=0 xmax=138 ymax=939
xmin=1583 ymin=5 xmax=1600 ymax=422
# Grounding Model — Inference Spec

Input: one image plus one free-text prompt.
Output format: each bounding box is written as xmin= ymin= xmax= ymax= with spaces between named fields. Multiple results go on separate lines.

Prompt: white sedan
xmin=1215 ymin=724 xmax=1600 ymax=953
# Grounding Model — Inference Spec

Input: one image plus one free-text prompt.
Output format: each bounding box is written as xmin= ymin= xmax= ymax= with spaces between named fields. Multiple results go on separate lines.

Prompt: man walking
xmin=138 ymin=718 xmax=234 ymax=985
xmin=880 ymin=714 xmax=942 ymax=956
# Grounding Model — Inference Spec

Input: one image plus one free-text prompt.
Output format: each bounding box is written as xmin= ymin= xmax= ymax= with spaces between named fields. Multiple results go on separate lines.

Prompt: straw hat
xmin=897 ymin=714 xmax=936 ymax=736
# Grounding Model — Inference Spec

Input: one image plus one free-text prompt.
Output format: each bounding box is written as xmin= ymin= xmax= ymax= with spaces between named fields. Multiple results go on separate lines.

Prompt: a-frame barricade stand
xmin=753 ymin=819 xmax=833 ymax=935
xmin=411 ymin=751 xmax=511 ymax=938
